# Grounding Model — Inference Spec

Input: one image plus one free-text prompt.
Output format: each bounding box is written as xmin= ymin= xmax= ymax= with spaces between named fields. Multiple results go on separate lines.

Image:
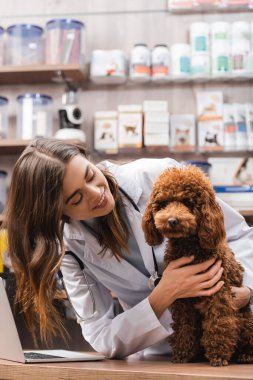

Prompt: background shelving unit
xmin=0 ymin=64 xmax=87 ymax=85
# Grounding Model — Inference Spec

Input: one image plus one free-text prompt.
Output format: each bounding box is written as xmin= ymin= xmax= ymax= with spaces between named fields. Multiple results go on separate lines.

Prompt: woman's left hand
xmin=231 ymin=286 xmax=251 ymax=310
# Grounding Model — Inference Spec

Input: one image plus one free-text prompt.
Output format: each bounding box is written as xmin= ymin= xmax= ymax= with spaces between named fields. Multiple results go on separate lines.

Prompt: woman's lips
xmin=93 ymin=189 xmax=107 ymax=209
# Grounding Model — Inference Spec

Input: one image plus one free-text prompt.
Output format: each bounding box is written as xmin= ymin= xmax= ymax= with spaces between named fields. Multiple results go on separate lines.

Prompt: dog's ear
xmin=198 ymin=197 xmax=226 ymax=249
xmin=142 ymin=202 xmax=164 ymax=246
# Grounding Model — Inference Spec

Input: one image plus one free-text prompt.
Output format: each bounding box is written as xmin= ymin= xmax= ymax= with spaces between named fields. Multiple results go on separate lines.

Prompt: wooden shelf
xmin=0 ymin=64 xmax=87 ymax=85
xmin=84 ymin=75 xmax=253 ymax=90
xmin=1 ymin=140 xmax=252 ymax=158
xmin=0 ymin=139 xmax=87 ymax=155
xmin=92 ymin=147 xmax=253 ymax=162
xmin=0 ymin=139 xmax=31 ymax=155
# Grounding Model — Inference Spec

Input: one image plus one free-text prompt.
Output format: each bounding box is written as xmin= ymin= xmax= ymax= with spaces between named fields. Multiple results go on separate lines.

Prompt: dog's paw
xmin=237 ymin=354 xmax=253 ymax=364
xmin=210 ymin=358 xmax=228 ymax=367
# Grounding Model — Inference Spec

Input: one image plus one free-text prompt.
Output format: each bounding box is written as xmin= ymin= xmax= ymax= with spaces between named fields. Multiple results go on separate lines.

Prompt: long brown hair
xmin=4 ymin=138 xmax=129 ymax=345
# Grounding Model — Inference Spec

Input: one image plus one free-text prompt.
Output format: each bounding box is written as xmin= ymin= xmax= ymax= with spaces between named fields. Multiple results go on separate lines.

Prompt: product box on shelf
xmin=196 ymin=91 xmax=223 ymax=121
xmin=198 ymin=119 xmax=224 ymax=151
xmin=196 ymin=91 xmax=224 ymax=151
xmin=233 ymin=103 xmax=248 ymax=150
xmin=233 ymin=157 xmax=253 ymax=185
xmin=118 ymin=105 xmax=143 ymax=148
xmin=94 ymin=111 xmax=118 ymax=154
xmin=90 ymin=50 xmax=126 ymax=84
xmin=144 ymin=111 xmax=170 ymax=146
xmin=223 ymin=104 xmax=237 ymax=151
xmin=143 ymin=100 xmax=168 ymax=112
xmin=167 ymin=0 xmax=195 ymax=10
xmin=246 ymin=103 xmax=253 ymax=150
xmin=170 ymin=114 xmax=196 ymax=151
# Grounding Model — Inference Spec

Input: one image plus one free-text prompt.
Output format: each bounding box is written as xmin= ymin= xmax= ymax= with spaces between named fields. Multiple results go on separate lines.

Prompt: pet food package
xmin=246 ymin=103 xmax=253 ymax=150
xmin=170 ymin=114 xmax=196 ymax=151
xmin=143 ymin=100 xmax=168 ymax=113
xmin=90 ymin=50 xmax=126 ymax=84
xmin=198 ymin=119 xmax=224 ymax=151
xmin=196 ymin=91 xmax=223 ymax=121
xmin=233 ymin=103 xmax=248 ymax=150
xmin=223 ymin=104 xmax=237 ymax=151
xmin=94 ymin=111 xmax=118 ymax=154
xmin=196 ymin=91 xmax=224 ymax=151
xmin=144 ymin=111 xmax=170 ymax=146
xmin=118 ymin=105 xmax=143 ymax=148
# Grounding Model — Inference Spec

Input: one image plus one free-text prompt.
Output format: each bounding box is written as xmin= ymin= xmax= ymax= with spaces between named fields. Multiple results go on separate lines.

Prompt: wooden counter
xmin=0 ymin=355 xmax=253 ymax=380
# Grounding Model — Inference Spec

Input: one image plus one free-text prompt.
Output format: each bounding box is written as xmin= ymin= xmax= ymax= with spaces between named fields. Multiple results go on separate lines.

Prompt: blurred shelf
xmin=92 ymin=147 xmax=253 ymax=162
xmin=85 ymin=74 xmax=253 ymax=90
xmin=0 ymin=64 xmax=87 ymax=85
xmin=168 ymin=4 xmax=253 ymax=13
xmin=0 ymin=139 xmax=85 ymax=155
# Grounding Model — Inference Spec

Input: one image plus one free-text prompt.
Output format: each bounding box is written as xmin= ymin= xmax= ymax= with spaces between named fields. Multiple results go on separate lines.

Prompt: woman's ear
xmin=142 ymin=202 xmax=164 ymax=246
xmin=198 ymin=198 xmax=226 ymax=249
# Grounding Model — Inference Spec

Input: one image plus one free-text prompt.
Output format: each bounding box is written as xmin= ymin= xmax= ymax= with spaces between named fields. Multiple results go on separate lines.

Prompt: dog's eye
xmin=156 ymin=201 xmax=168 ymax=211
xmin=183 ymin=200 xmax=193 ymax=209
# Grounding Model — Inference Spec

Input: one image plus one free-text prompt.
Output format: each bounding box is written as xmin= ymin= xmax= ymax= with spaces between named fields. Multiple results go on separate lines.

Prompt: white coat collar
xmin=64 ymin=160 xmax=143 ymax=241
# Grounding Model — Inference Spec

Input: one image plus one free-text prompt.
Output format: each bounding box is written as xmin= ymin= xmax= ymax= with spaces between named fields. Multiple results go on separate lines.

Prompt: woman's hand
xmin=231 ymin=286 xmax=251 ymax=310
xmin=148 ymin=256 xmax=224 ymax=318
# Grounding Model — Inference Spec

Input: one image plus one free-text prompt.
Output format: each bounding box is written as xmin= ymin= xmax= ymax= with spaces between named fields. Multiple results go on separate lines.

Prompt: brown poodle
xmin=142 ymin=165 xmax=253 ymax=366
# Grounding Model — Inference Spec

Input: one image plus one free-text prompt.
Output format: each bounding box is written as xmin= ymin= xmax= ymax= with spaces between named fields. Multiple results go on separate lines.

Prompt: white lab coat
xmin=61 ymin=158 xmax=253 ymax=358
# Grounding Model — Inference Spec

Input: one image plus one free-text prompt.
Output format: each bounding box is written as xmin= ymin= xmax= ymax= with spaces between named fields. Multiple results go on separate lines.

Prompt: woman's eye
xmin=72 ymin=195 xmax=82 ymax=206
xmin=87 ymin=169 xmax=95 ymax=182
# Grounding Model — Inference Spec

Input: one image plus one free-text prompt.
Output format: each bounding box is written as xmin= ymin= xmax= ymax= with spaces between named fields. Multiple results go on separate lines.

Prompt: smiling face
xmin=62 ymin=155 xmax=115 ymax=220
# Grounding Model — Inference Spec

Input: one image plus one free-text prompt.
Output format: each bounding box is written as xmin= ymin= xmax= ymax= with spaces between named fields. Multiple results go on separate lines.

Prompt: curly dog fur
xmin=142 ymin=165 xmax=253 ymax=366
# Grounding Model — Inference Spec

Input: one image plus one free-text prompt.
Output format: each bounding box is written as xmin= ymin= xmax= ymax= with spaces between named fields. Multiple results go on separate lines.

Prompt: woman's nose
xmin=85 ymin=183 xmax=101 ymax=198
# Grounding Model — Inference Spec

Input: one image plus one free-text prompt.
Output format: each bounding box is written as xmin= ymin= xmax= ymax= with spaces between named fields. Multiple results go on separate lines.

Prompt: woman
xmin=5 ymin=138 xmax=253 ymax=358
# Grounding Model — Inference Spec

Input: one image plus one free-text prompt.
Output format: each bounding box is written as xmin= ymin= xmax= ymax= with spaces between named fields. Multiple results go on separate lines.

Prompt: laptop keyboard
xmin=24 ymin=352 xmax=64 ymax=360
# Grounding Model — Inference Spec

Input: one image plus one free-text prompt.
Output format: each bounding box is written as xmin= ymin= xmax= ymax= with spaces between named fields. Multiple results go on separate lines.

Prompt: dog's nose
xmin=168 ymin=218 xmax=179 ymax=227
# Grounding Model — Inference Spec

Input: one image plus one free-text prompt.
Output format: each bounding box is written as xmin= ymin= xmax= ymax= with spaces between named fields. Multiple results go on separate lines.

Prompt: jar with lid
xmin=170 ymin=43 xmax=191 ymax=79
xmin=129 ymin=43 xmax=151 ymax=82
xmin=190 ymin=22 xmax=210 ymax=53
xmin=0 ymin=170 xmax=7 ymax=214
xmin=16 ymin=93 xmax=53 ymax=139
xmin=46 ymin=19 xmax=85 ymax=66
xmin=0 ymin=27 xmax=4 ymax=66
xmin=6 ymin=24 xmax=44 ymax=65
xmin=151 ymin=44 xmax=170 ymax=82
xmin=0 ymin=97 xmax=8 ymax=139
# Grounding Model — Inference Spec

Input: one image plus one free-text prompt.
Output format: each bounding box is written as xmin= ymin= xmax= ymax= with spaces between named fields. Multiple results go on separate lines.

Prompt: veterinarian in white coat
xmin=61 ymin=157 xmax=253 ymax=358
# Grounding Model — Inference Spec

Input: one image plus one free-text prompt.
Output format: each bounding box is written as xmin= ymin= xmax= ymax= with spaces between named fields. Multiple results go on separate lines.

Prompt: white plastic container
xmin=46 ymin=19 xmax=85 ymax=65
xmin=151 ymin=44 xmax=170 ymax=82
xmin=231 ymin=39 xmax=250 ymax=76
xmin=191 ymin=52 xmax=210 ymax=77
xmin=211 ymin=22 xmax=230 ymax=45
xmin=0 ymin=27 xmax=4 ymax=66
xmin=190 ymin=22 xmax=210 ymax=52
xmin=0 ymin=97 xmax=8 ymax=139
xmin=211 ymin=43 xmax=230 ymax=77
xmin=170 ymin=43 xmax=191 ymax=79
xmin=0 ymin=170 xmax=7 ymax=214
xmin=90 ymin=50 xmax=126 ymax=84
xmin=6 ymin=24 xmax=44 ymax=65
xmin=16 ymin=93 xmax=53 ymax=139
xmin=129 ymin=44 xmax=151 ymax=82
xmin=231 ymin=21 xmax=250 ymax=42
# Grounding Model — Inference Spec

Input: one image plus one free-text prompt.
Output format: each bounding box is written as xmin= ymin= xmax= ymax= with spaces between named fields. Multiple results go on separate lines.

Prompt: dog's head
xmin=142 ymin=165 xmax=226 ymax=249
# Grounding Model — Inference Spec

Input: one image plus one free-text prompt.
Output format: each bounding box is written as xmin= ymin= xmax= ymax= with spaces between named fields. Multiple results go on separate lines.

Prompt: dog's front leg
xmin=201 ymin=290 xmax=240 ymax=366
xmin=169 ymin=299 xmax=201 ymax=363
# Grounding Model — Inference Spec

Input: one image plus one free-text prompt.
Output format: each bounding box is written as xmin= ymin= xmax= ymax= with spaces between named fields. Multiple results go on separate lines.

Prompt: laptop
xmin=0 ymin=278 xmax=105 ymax=363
